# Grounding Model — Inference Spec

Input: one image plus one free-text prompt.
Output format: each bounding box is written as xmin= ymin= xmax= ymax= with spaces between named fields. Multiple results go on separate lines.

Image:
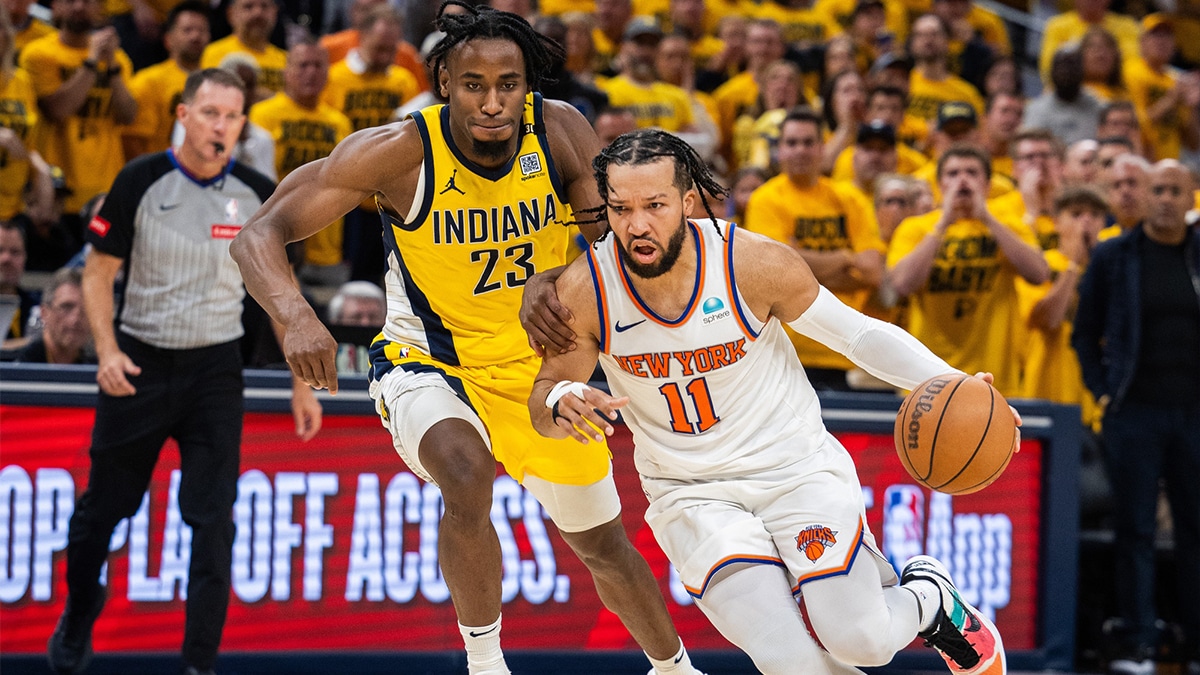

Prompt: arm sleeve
xmin=787 ymin=285 xmax=961 ymax=390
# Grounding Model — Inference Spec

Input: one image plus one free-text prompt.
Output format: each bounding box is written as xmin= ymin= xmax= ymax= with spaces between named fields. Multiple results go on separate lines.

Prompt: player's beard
xmin=617 ymin=216 xmax=688 ymax=279
xmin=473 ymin=138 xmax=513 ymax=162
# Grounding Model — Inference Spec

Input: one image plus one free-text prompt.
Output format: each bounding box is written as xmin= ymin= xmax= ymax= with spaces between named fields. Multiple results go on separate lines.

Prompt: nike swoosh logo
xmin=674 ymin=655 xmax=684 ymax=664
xmin=160 ymin=203 xmax=181 ymax=211
xmin=614 ymin=319 xmax=646 ymax=333
xmin=468 ymin=626 xmax=499 ymax=638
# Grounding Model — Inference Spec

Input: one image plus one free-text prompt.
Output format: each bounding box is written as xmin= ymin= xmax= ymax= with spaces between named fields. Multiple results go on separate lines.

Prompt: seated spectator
xmin=1063 ymin=139 xmax=1101 ymax=187
xmin=981 ymin=55 xmax=1021 ymax=99
xmin=1039 ymin=0 xmax=1140 ymax=82
xmin=873 ymin=173 xmax=923 ymax=243
xmin=913 ymin=100 xmax=1014 ymax=199
xmin=1096 ymin=101 xmax=1145 ymax=157
xmin=1125 ymin=14 xmax=1200 ymax=161
xmin=0 ymin=219 xmax=39 ymax=347
xmin=1023 ymin=47 xmax=1102 ymax=146
xmin=734 ymin=59 xmax=806 ymax=170
xmin=1080 ymin=27 xmax=1127 ymax=103
xmin=695 ymin=14 xmax=747 ymax=93
xmin=200 ymin=0 xmax=286 ymax=94
xmin=713 ymin=18 xmax=786 ymax=168
xmin=653 ymin=32 xmax=720 ymax=162
xmin=13 ymin=266 xmax=92 ymax=364
xmin=597 ymin=18 xmax=697 ymax=134
xmin=821 ymin=68 xmax=868 ymax=172
xmin=326 ymin=280 xmax=385 ymax=374
xmin=840 ymin=119 xmax=900 ymax=199
xmin=906 ymin=14 xmax=985 ymax=123
xmin=979 ymin=91 xmax=1025 ymax=184
xmin=320 ymin=0 xmax=429 ymax=92
xmin=929 ymin=0 xmax=997 ymax=92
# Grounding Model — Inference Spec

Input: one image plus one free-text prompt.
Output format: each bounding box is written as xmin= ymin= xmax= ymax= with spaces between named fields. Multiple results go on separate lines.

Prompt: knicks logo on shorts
xmin=796 ymin=524 xmax=838 ymax=563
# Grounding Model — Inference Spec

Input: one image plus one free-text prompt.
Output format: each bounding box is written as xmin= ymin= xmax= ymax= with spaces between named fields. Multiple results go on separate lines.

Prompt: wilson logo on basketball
xmin=904 ymin=376 xmax=951 ymax=451
xmin=796 ymin=524 xmax=838 ymax=562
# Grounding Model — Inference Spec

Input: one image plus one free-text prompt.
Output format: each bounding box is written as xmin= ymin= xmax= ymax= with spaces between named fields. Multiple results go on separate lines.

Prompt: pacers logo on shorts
xmin=796 ymin=524 xmax=838 ymax=563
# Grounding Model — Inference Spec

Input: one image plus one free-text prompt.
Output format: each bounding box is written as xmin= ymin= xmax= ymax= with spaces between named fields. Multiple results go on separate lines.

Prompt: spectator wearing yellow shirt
xmin=979 ymin=91 xmax=1024 ymax=184
xmin=323 ymin=7 xmax=418 ymax=132
xmin=5 ymin=0 xmax=54 ymax=59
xmin=598 ymin=18 xmax=695 ymax=133
xmin=820 ymin=68 xmax=867 ymax=172
xmin=817 ymin=0 xmax=908 ymax=45
xmin=695 ymin=14 xmax=748 ymax=92
xmin=592 ymin=0 xmax=633 ymax=76
xmin=0 ymin=14 xmax=54 ymax=229
xmin=906 ymin=14 xmax=985 ymax=122
xmin=914 ymin=101 xmax=1013 ymax=200
xmin=1096 ymin=100 xmax=1144 ymax=156
xmin=1080 ymin=27 xmax=1128 ymax=103
xmin=744 ymin=107 xmax=887 ymax=389
xmin=1125 ymin=15 xmax=1200 ymax=161
xmin=663 ymin=0 xmax=725 ymax=66
xmin=201 ymin=0 xmax=286 ymax=94
xmin=754 ymin=0 xmax=843 ymax=48
xmin=1040 ymin=0 xmax=1140 ymax=81
xmin=830 ymin=87 xmax=928 ymax=181
xmin=20 ymin=0 xmax=136 ymax=227
xmin=123 ymin=1 xmax=209 ymax=159
xmin=319 ymin=0 xmax=429 ymax=93
xmin=735 ymin=59 xmax=807 ymax=170
xmin=990 ymin=129 xmax=1066 ymax=252
xmin=250 ymin=40 xmax=352 ymax=278
xmin=843 ymin=0 xmax=894 ymax=71
xmin=887 ymin=145 xmax=1050 ymax=396
xmin=930 ymin=0 xmax=1004 ymax=90
xmin=866 ymin=55 xmax=931 ymax=151
xmin=842 ymin=120 xmax=900 ymax=199
xmin=713 ymin=18 xmax=786 ymax=166
xmin=653 ymin=33 xmax=720 ymax=161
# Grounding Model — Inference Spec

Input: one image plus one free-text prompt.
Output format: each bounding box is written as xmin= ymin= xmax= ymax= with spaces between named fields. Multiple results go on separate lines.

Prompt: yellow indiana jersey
xmin=124 ymin=58 xmax=189 ymax=155
xmin=373 ymin=93 xmax=577 ymax=369
xmin=886 ymin=209 xmax=1037 ymax=397
xmin=19 ymin=36 xmax=133 ymax=214
xmin=744 ymin=174 xmax=885 ymax=371
xmin=906 ymin=69 xmax=985 ymax=122
xmin=322 ymin=60 xmax=420 ymax=132
xmin=1125 ymin=58 xmax=1191 ymax=161
xmin=201 ymin=36 xmax=287 ymax=93
xmin=597 ymin=76 xmax=694 ymax=131
xmin=0 ymin=69 xmax=38 ymax=220
xmin=250 ymin=93 xmax=352 ymax=266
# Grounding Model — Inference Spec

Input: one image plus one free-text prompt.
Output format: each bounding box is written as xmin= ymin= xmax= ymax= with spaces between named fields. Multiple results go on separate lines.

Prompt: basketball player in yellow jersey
xmin=887 ymin=146 xmax=1050 ymax=397
xmin=231 ymin=4 xmax=702 ymax=675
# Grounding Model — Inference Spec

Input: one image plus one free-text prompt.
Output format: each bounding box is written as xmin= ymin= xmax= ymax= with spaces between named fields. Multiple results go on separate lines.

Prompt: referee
xmin=48 ymin=68 xmax=322 ymax=675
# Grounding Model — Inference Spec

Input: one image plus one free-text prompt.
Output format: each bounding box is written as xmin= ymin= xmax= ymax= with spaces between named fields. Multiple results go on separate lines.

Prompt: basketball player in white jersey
xmin=525 ymin=129 xmax=1016 ymax=675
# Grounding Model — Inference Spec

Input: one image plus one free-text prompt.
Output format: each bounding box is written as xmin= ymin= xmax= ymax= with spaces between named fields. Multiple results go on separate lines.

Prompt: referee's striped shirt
xmin=86 ymin=150 xmax=275 ymax=350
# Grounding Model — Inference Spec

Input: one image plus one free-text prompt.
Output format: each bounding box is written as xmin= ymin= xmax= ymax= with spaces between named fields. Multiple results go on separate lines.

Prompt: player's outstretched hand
xmin=283 ymin=314 xmax=340 ymax=395
xmin=555 ymin=387 xmax=629 ymax=444
xmin=974 ymin=371 xmax=1022 ymax=454
xmin=521 ymin=268 xmax=575 ymax=356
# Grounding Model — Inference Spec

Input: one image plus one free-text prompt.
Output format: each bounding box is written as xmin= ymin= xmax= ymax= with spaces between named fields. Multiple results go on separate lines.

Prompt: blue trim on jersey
xmin=795 ymin=528 xmax=865 ymax=589
xmin=585 ymin=247 xmax=608 ymax=353
xmin=376 ymin=230 xmax=461 ymax=366
xmin=440 ymin=105 xmax=522 ymax=182
xmin=398 ymin=362 xmax=476 ymax=414
xmin=166 ymin=148 xmax=234 ymax=188
xmin=533 ymin=93 xmax=570 ymax=206
xmin=687 ymin=558 xmax=789 ymax=599
xmin=725 ymin=222 xmax=760 ymax=339
xmin=404 ymin=111 xmax=437 ymax=230
xmin=618 ymin=222 xmax=703 ymax=325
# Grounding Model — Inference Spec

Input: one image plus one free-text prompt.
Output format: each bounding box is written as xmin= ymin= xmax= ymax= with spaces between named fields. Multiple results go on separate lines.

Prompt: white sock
xmin=903 ymin=579 xmax=942 ymax=632
xmin=647 ymin=639 xmax=700 ymax=674
xmin=459 ymin=617 xmax=509 ymax=675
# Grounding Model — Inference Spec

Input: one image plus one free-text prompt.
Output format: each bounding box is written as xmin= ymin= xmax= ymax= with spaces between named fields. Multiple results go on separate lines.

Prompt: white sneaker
xmin=1107 ymin=657 xmax=1153 ymax=675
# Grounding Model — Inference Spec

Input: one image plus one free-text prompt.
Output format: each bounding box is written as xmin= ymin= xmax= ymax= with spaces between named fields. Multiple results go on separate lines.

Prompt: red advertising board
xmin=0 ymin=405 xmax=1041 ymax=654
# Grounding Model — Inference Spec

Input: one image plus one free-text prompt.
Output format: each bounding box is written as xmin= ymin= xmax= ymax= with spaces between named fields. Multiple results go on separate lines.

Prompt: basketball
xmin=894 ymin=373 xmax=1017 ymax=495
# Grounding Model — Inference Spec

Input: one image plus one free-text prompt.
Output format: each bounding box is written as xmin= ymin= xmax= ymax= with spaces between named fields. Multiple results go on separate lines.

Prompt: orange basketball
xmin=894 ymin=373 xmax=1017 ymax=495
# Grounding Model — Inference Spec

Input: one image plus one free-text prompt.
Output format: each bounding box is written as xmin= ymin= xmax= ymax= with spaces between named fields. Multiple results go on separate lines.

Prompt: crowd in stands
xmin=2 ymin=0 xmax=1200 ymax=669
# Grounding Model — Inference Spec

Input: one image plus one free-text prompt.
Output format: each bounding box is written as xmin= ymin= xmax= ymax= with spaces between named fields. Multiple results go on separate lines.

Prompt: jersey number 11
xmin=659 ymin=378 xmax=720 ymax=434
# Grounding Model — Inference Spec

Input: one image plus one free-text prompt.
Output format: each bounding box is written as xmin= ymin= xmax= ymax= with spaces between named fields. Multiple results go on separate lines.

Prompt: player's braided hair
xmin=425 ymin=0 xmax=564 ymax=92
xmin=580 ymin=129 xmax=728 ymax=240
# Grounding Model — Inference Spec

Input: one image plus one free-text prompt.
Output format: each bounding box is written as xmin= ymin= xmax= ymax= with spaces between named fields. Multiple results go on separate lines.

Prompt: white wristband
xmin=545 ymin=380 xmax=591 ymax=410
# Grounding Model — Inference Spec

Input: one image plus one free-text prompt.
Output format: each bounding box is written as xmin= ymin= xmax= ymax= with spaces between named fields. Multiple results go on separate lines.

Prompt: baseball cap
xmin=857 ymin=120 xmax=897 ymax=145
xmin=623 ymin=16 xmax=663 ymax=42
xmin=869 ymin=52 xmax=912 ymax=76
xmin=936 ymin=101 xmax=977 ymax=130
xmin=1141 ymin=13 xmax=1174 ymax=33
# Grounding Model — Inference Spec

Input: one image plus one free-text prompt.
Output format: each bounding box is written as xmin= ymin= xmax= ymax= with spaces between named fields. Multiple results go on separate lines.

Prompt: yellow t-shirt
xmin=906 ymin=69 xmax=985 ymax=122
xmin=886 ymin=209 xmax=1037 ymax=396
xmin=813 ymin=0 xmax=909 ymax=41
xmin=992 ymin=154 xmax=1014 ymax=185
xmin=0 ymin=69 xmax=39 ymax=220
xmin=105 ymin=0 xmax=179 ymax=18
xmin=1014 ymin=215 xmax=1099 ymax=427
xmin=753 ymin=2 xmax=843 ymax=44
xmin=898 ymin=114 xmax=930 ymax=152
xmin=19 ymin=35 xmax=134 ymax=213
xmin=201 ymin=36 xmax=288 ymax=93
xmin=830 ymin=142 xmax=928 ymax=182
xmin=714 ymin=71 xmax=759 ymax=165
xmin=597 ymin=76 xmax=694 ymax=131
xmin=744 ymin=174 xmax=885 ymax=371
xmin=1124 ymin=57 xmax=1191 ymax=161
xmin=249 ymin=94 xmax=352 ymax=266
xmin=969 ymin=6 xmax=1011 ymax=56
xmin=1039 ymin=12 xmax=1141 ymax=80
xmin=540 ymin=0 xmax=595 ymax=13
xmin=124 ymin=58 xmax=189 ymax=155
xmin=13 ymin=19 xmax=55 ymax=60
xmin=322 ymin=60 xmax=419 ymax=132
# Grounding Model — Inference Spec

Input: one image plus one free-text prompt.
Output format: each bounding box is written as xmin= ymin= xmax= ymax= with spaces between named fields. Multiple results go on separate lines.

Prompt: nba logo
xmin=882 ymin=485 xmax=925 ymax=575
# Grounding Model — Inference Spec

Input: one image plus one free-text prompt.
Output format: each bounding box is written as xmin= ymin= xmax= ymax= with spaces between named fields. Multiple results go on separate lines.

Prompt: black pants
xmin=66 ymin=333 xmax=243 ymax=670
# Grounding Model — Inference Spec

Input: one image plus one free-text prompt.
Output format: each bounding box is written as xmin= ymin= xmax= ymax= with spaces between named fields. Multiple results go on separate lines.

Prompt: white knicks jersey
xmin=588 ymin=219 xmax=828 ymax=480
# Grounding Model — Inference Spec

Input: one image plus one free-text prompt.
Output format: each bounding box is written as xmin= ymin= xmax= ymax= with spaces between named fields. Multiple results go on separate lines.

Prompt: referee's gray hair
xmin=328 ymin=281 xmax=386 ymax=323
xmin=181 ymin=67 xmax=248 ymax=104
